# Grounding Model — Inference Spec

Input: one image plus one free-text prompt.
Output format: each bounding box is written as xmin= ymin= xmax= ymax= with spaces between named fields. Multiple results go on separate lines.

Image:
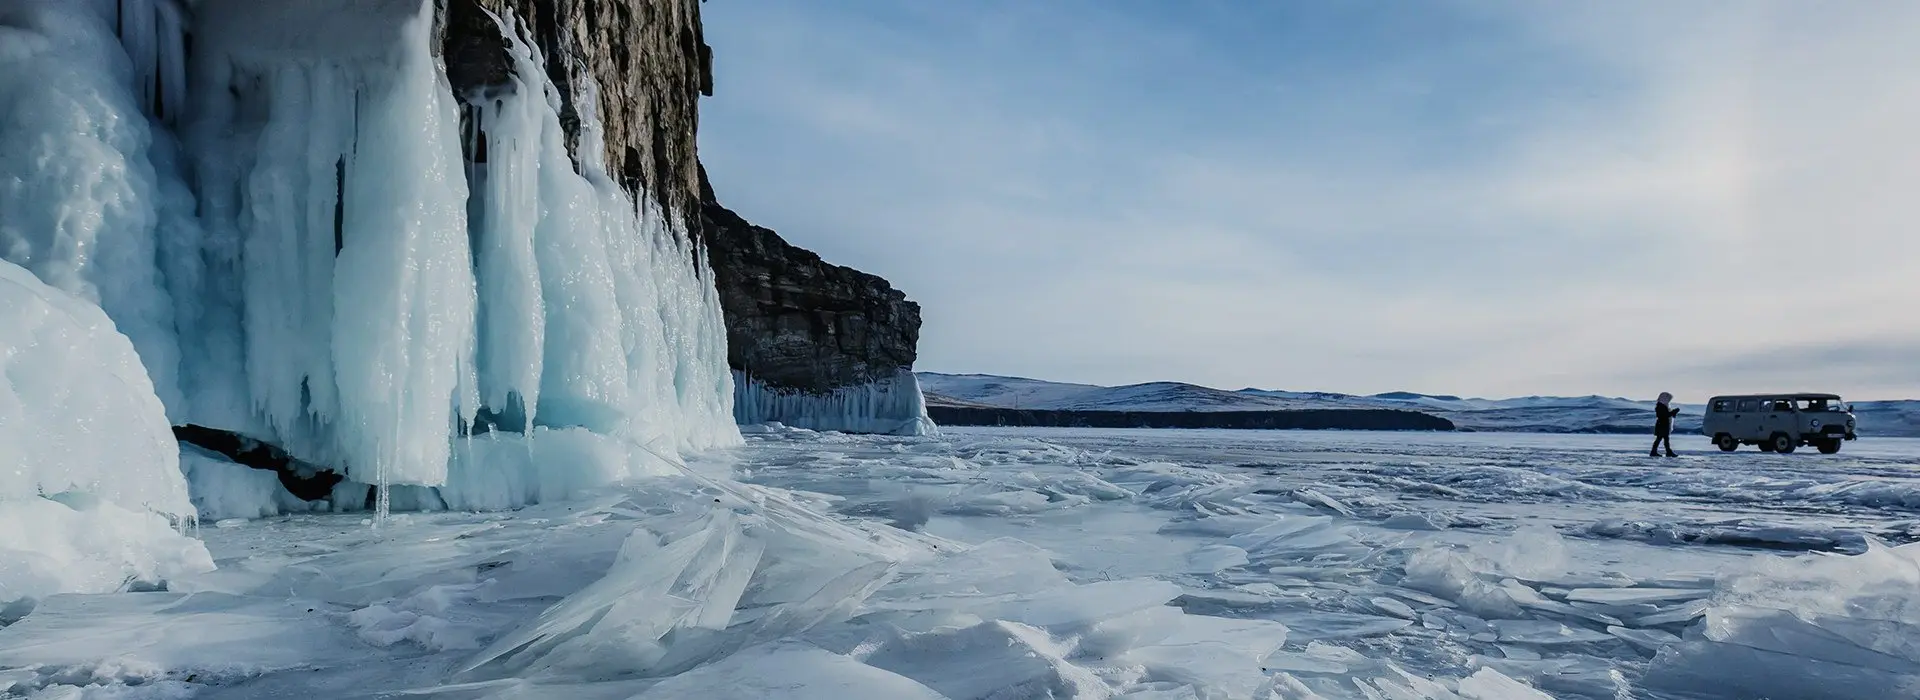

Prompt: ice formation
xmin=0 ymin=261 xmax=210 ymax=601
xmin=1642 ymin=539 xmax=1920 ymax=698
xmin=0 ymin=262 xmax=192 ymax=518
xmin=734 ymin=368 xmax=939 ymax=436
xmin=0 ymin=0 xmax=191 ymax=415
xmin=0 ymin=0 xmax=740 ymax=512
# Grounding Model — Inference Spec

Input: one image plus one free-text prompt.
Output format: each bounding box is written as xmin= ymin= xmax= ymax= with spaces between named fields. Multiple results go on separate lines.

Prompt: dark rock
xmin=924 ymin=407 xmax=1457 ymax=432
xmin=172 ymin=425 xmax=345 ymax=502
xmin=698 ymin=165 xmax=923 ymax=394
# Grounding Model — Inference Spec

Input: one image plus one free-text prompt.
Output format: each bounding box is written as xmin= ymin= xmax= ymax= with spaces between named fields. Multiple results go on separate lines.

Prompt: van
xmin=1701 ymin=393 xmax=1857 ymax=454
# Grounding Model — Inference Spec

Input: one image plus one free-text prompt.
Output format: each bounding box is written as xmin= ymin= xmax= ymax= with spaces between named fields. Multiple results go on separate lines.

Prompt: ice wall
xmin=1 ymin=0 xmax=741 ymax=512
xmin=175 ymin=0 xmax=738 ymax=499
xmin=734 ymin=369 xmax=938 ymax=436
xmin=184 ymin=0 xmax=481 ymax=495
xmin=459 ymin=8 xmax=737 ymax=455
xmin=0 ymin=0 xmax=190 ymax=416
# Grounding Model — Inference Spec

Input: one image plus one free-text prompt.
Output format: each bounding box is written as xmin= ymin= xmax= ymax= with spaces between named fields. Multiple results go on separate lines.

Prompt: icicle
xmin=463 ymin=10 xmax=740 ymax=457
xmin=187 ymin=0 xmax=479 ymax=494
xmin=733 ymin=369 xmax=940 ymax=437
xmin=0 ymin=0 xmax=189 ymax=418
xmin=3 ymin=0 xmax=742 ymax=514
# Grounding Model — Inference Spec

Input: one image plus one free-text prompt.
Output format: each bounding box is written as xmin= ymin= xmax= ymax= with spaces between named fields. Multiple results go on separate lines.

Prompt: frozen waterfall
xmin=0 ymin=0 xmax=740 ymax=514
xmin=734 ymin=369 xmax=939 ymax=437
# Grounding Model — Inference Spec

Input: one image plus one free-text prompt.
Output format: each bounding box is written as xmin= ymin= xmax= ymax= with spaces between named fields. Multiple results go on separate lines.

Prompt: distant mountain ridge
xmin=918 ymin=372 xmax=1920 ymax=437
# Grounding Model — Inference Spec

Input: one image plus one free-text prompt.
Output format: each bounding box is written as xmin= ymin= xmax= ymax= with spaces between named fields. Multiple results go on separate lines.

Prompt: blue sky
xmin=696 ymin=0 xmax=1920 ymax=401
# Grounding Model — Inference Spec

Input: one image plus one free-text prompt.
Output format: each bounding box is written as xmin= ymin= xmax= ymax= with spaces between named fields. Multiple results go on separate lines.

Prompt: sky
xmin=695 ymin=0 xmax=1920 ymax=401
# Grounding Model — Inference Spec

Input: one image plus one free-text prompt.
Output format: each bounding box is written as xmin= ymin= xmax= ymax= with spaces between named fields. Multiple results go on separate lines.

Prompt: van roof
xmin=1707 ymin=393 xmax=1842 ymax=401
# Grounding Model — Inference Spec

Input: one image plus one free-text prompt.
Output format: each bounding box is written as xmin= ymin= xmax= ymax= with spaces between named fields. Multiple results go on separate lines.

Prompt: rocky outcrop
xmin=697 ymin=167 xmax=924 ymax=395
xmin=925 ymin=407 xmax=1457 ymax=432
xmin=439 ymin=0 xmax=711 ymax=228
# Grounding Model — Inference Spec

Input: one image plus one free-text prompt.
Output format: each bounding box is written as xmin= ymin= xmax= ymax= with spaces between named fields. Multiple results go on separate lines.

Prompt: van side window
xmin=1712 ymin=400 xmax=1732 ymax=412
xmin=1737 ymin=400 xmax=1759 ymax=412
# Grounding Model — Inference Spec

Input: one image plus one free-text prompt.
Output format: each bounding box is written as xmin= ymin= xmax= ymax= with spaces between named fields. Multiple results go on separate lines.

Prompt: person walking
xmin=1650 ymin=392 xmax=1679 ymax=457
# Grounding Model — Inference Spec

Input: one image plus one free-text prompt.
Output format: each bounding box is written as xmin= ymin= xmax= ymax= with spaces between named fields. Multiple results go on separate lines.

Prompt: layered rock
xmin=698 ymin=168 xmax=935 ymax=435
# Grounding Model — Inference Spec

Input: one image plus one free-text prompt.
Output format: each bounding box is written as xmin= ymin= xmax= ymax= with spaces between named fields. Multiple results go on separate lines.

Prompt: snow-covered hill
xmin=918 ymin=373 xmax=1920 ymax=437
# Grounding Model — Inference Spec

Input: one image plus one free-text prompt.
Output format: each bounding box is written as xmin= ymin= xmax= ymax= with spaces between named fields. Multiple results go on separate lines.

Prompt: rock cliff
xmin=699 ymin=168 xmax=933 ymax=435
xmin=696 ymin=168 xmax=923 ymax=393
xmin=440 ymin=0 xmax=711 ymax=229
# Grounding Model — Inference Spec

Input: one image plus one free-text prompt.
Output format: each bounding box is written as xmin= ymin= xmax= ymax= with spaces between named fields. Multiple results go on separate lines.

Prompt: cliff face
xmin=439 ymin=0 xmax=711 ymax=228
xmin=698 ymin=169 xmax=923 ymax=394
xmin=440 ymin=0 xmax=926 ymax=404
xmin=433 ymin=0 xmax=921 ymax=425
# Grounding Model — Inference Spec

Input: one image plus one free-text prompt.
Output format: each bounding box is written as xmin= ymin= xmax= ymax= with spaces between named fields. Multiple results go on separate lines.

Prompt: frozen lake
xmin=5 ymin=427 xmax=1919 ymax=699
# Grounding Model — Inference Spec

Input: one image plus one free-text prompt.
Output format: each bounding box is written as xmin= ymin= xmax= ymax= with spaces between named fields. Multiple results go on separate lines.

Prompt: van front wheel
xmin=1816 ymin=439 xmax=1842 ymax=455
xmin=1715 ymin=434 xmax=1739 ymax=452
xmin=1771 ymin=433 xmax=1797 ymax=454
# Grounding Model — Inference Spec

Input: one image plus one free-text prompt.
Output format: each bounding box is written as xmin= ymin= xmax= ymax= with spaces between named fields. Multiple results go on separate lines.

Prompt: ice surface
xmin=858 ymin=620 xmax=1107 ymax=699
xmin=637 ymin=640 xmax=945 ymax=700
xmin=1641 ymin=539 xmax=1920 ymax=697
xmin=9 ymin=408 xmax=1920 ymax=698
xmin=1184 ymin=544 xmax=1252 ymax=573
xmin=0 ymin=497 xmax=212 ymax=605
xmin=1125 ymin=615 xmax=1290 ymax=696
xmin=1491 ymin=620 xmax=1613 ymax=645
xmin=1563 ymin=586 xmax=1710 ymax=605
xmin=734 ymin=369 xmax=938 ymax=436
xmin=0 ymin=591 xmax=368 ymax=691
xmin=1455 ymin=668 xmax=1554 ymax=700
xmin=1468 ymin=524 xmax=1568 ymax=581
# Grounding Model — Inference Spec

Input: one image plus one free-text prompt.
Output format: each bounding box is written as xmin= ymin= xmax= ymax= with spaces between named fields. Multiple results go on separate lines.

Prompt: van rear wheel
xmin=1715 ymin=434 xmax=1738 ymax=452
xmin=1771 ymin=433 xmax=1797 ymax=454
xmin=1816 ymin=439 xmax=1842 ymax=454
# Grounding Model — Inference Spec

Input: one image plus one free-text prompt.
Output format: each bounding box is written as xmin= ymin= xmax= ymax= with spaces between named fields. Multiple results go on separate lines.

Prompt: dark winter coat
xmin=1653 ymin=403 xmax=1679 ymax=435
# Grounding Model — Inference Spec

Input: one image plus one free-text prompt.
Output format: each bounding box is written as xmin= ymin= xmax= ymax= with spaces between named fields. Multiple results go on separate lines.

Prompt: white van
xmin=1702 ymin=393 xmax=1857 ymax=454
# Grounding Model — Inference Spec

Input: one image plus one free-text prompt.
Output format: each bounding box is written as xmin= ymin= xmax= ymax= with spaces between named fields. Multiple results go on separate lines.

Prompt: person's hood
xmin=1657 ymin=392 xmax=1673 ymax=405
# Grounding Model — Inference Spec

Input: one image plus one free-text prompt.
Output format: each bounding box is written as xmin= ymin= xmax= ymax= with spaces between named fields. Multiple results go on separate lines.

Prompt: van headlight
xmin=1812 ymin=420 xmax=1822 ymax=429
